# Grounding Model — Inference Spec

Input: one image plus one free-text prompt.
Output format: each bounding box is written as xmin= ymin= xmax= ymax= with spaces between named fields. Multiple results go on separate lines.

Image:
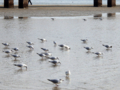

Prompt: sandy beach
xmin=0 ymin=5 xmax=120 ymax=17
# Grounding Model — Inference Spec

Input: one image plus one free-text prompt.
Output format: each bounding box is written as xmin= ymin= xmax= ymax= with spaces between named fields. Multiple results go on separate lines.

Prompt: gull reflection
xmin=52 ymin=86 xmax=61 ymax=90
xmin=94 ymin=56 xmax=103 ymax=60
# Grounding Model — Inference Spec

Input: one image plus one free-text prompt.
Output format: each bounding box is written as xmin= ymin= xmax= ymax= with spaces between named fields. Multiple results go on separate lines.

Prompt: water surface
xmin=0 ymin=13 xmax=120 ymax=90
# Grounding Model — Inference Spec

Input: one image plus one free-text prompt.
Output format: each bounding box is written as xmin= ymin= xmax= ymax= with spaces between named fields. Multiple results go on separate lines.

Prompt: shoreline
xmin=0 ymin=5 xmax=120 ymax=17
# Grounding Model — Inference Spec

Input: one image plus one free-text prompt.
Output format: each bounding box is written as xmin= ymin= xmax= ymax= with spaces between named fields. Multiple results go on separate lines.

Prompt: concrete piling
xmin=19 ymin=0 xmax=28 ymax=8
xmin=107 ymin=0 xmax=116 ymax=7
xmin=4 ymin=0 xmax=14 ymax=8
xmin=94 ymin=0 xmax=102 ymax=7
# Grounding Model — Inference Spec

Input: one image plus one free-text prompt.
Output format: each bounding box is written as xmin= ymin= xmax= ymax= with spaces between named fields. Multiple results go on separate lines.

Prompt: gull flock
xmin=2 ymin=39 xmax=112 ymax=86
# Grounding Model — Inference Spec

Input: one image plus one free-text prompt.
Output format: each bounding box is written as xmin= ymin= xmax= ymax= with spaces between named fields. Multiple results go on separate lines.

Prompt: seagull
xmin=51 ymin=18 xmax=54 ymax=20
xmin=37 ymin=53 xmax=46 ymax=58
xmin=12 ymin=48 xmax=19 ymax=52
xmin=92 ymin=52 xmax=103 ymax=56
xmin=102 ymin=44 xmax=112 ymax=49
xmin=26 ymin=45 xmax=34 ymax=50
xmin=3 ymin=50 xmax=13 ymax=54
xmin=65 ymin=70 xmax=71 ymax=76
xmin=11 ymin=54 xmax=21 ymax=59
xmin=64 ymin=45 xmax=71 ymax=50
xmin=84 ymin=47 xmax=93 ymax=50
xmin=58 ymin=44 xmax=66 ymax=48
xmin=41 ymin=48 xmax=49 ymax=52
xmin=48 ymin=57 xmax=59 ymax=60
xmin=38 ymin=38 xmax=47 ymax=42
xmin=48 ymin=79 xmax=64 ymax=86
xmin=26 ymin=42 xmax=34 ymax=45
xmin=83 ymin=19 xmax=87 ymax=21
xmin=14 ymin=63 xmax=27 ymax=69
xmin=53 ymin=41 xmax=57 ymax=46
xmin=49 ymin=60 xmax=61 ymax=65
xmin=2 ymin=43 xmax=9 ymax=46
xmin=81 ymin=39 xmax=88 ymax=43
xmin=42 ymin=52 xmax=52 ymax=57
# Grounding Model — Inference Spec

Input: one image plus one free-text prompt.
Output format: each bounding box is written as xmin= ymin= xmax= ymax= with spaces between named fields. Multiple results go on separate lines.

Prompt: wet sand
xmin=0 ymin=5 xmax=120 ymax=17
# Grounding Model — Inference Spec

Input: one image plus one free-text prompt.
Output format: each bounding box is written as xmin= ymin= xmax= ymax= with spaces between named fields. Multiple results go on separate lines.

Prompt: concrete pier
xmin=4 ymin=0 xmax=14 ymax=8
xmin=94 ymin=0 xmax=102 ymax=7
xmin=19 ymin=0 xmax=28 ymax=8
xmin=107 ymin=0 xmax=116 ymax=7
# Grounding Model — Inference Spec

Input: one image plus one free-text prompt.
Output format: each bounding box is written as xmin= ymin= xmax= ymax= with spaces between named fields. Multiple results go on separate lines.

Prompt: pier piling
xmin=107 ymin=0 xmax=116 ymax=7
xmin=4 ymin=0 xmax=14 ymax=8
xmin=94 ymin=0 xmax=102 ymax=7
xmin=19 ymin=0 xmax=28 ymax=8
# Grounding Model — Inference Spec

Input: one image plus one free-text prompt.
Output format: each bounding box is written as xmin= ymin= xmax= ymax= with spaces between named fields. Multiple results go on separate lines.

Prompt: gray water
xmin=0 ymin=13 xmax=120 ymax=90
xmin=0 ymin=0 xmax=120 ymax=5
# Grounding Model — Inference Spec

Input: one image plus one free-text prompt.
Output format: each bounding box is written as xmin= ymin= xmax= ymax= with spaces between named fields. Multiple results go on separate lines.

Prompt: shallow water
xmin=0 ymin=13 xmax=120 ymax=90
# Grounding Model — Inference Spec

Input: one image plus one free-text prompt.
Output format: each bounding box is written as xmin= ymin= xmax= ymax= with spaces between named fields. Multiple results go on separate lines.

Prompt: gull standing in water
xmin=48 ymin=79 xmax=64 ymax=86
xmin=92 ymin=52 xmax=103 ymax=56
xmin=65 ymin=70 xmax=71 ymax=76
xmin=11 ymin=54 xmax=21 ymax=59
xmin=3 ymin=50 xmax=13 ymax=54
xmin=53 ymin=41 xmax=57 ymax=46
xmin=12 ymin=48 xmax=19 ymax=52
xmin=38 ymin=38 xmax=47 ymax=42
xmin=37 ymin=53 xmax=46 ymax=59
xmin=102 ymin=44 xmax=112 ymax=49
xmin=14 ymin=63 xmax=27 ymax=69
xmin=58 ymin=44 xmax=66 ymax=48
xmin=26 ymin=45 xmax=34 ymax=50
xmin=49 ymin=60 xmax=61 ymax=65
xmin=48 ymin=57 xmax=59 ymax=60
xmin=42 ymin=52 xmax=52 ymax=57
xmin=84 ymin=47 xmax=93 ymax=51
xmin=41 ymin=48 xmax=49 ymax=52
xmin=64 ymin=45 xmax=71 ymax=50
xmin=2 ymin=43 xmax=9 ymax=46
xmin=26 ymin=42 xmax=34 ymax=45
xmin=81 ymin=39 xmax=88 ymax=43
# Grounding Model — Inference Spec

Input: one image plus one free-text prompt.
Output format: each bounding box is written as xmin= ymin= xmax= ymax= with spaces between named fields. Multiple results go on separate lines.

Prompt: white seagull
xmin=84 ymin=47 xmax=93 ymax=50
xmin=14 ymin=63 xmax=27 ymax=69
xmin=64 ymin=45 xmax=71 ymax=50
xmin=81 ymin=39 xmax=88 ymax=42
xmin=26 ymin=45 xmax=34 ymax=50
xmin=48 ymin=57 xmax=59 ymax=60
xmin=65 ymin=70 xmax=71 ymax=76
xmin=11 ymin=54 xmax=21 ymax=59
xmin=42 ymin=52 xmax=52 ymax=57
xmin=53 ymin=41 xmax=57 ymax=45
xmin=12 ymin=48 xmax=19 ymax=52
xmin=41 ymin=48 xmax=49 ymax=52
xmin=102 ymin=44 xmax=112 ymax=49
xmin=38 ymin=38 xmax=47 ymax=42
xmin=48 ymin=79 xmax=64 ymax=86
xmin=92 ymin=52 xmax=103 ymax=56
xmin=58 ymin=44 xmax=66 ymax=48
xmin=37 ymin=53 xmax=46 ymax=58
xmin=49 ymin=60 xmax=61 ymax=65
xmin=3 ymin=50 xmax=13 ymax=54
xmin=26 ymin=42 xmax=34 ymax=45
xmin=2 ymin=43 xmax=9 ymax=46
